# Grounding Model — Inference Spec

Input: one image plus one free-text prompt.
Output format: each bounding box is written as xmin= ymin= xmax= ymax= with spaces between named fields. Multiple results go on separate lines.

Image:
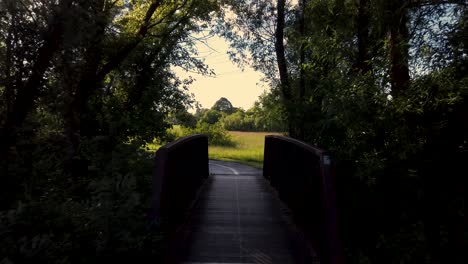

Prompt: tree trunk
xmin=355 ymin=0 xmax=372 ymax=74
xmin=64 ymin=0 xmax=165 ymax=175
xmin=299 ymin=0 xmax=306 ymax=100
xmin=64 ymin=48 xmax=102 ymax=174
xmin=297 ymin=0 xmax=307 ymax=140
xmin=63 ymin=1 xmax=106 ymax=176
xmin=275 ymin=0 xmax=290 ymax=96
xmin=3 ymin=14 xmax=14 ymax=116
xmin=275 ymin=0 xmax=294 ymax=137
xmin=389 ymin=3 xmax=410 ymax=96
xmin=0 ymin=10 xmax=65 ymax=161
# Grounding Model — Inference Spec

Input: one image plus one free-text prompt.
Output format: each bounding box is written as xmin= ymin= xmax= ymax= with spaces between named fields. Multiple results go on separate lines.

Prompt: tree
xmin=168 ymin=109 xmax=197 ymax=128
xmin=0 ymin=0 xmax=220 ymax=175
xmin=354 ymin=0 xmax=372 ymax=74
xmin=0 ymin=0 xmax=73 ymax=162
xmin=64 ymin=0 xmax=218 ymax=173
xmin=211 ymin=97 xmax=235 ymax=114
xmin=252 ymin=90 xmax=287 ymax=132
xmin=386 ymin=0 xmax=411 ymax=95
xmin=218 ymin=0 xmax=468 ymax=263
xmin=220 ymin=0 xmax=280 ymax=79
xmin=275 ymin=0 xmax=295 ymax=137
xmin=222 ymin=109 xmax=248 ymax=131
xmin=222 ymin=0 xmax=296 ymax=135
xmin=0 ymin=0 xmax=223 ymax=261
xmin=200 ymin=109 xmax=222 ymax=124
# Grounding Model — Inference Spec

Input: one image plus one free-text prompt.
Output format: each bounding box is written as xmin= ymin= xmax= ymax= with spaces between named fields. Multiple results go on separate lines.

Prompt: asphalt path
xmin=178 ymin=160 xmax=316 ymax=264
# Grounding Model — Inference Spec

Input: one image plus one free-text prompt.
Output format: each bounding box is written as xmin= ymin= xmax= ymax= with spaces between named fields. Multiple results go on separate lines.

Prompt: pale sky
xmin=174 ymin=35 xmax=267 ymax=111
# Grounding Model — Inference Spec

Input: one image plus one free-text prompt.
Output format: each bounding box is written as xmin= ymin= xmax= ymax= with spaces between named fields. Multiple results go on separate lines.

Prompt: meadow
xmin=145 ymin=130 xmax=283 ymax=168
xmin=209 ymin=131 xmax=282 ymax=168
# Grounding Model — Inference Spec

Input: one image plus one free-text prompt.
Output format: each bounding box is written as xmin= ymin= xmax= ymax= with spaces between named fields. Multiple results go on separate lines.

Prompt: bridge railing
xmin=263 ymin=135 xmax=344 ymax=264
xmin=149 ymin=134 xmax=209 ymax=226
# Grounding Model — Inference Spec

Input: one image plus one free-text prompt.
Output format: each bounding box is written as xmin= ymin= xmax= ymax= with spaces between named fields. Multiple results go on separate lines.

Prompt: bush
xmin=0 ymin=139 xmax=164 ymax=264
xmin=199 ymin=109 xmax=222 ymax=125
xmin=191 ymin=122 xmax=236 ymax=146
xmin=304 ymin=69 xmax=468 ymax=263
xmin=222 ymin=111 xmax=253 ymax=131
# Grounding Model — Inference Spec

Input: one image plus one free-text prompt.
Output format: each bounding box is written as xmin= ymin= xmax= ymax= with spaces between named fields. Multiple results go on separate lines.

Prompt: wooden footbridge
xmin=149 ymin=135 xmax=343 ymax=264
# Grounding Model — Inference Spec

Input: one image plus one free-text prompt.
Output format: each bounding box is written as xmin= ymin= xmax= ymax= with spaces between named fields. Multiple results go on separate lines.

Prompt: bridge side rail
xmin=263 ymin=135 xmax=344 ymax=264
xmin=149 ymin=134 xmax=209 ymax=226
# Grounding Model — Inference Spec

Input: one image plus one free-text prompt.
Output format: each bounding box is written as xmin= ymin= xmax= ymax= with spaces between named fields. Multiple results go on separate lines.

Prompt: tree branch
xmin=139 ymin=0 xmax=164 ymax=36
xmin=97 ymin=0 xmax=163 ymax=80
xmin=18 ymin=0 xmax=39 ymax=26
xmin=148 ymin=0 xmax=189 ymax=30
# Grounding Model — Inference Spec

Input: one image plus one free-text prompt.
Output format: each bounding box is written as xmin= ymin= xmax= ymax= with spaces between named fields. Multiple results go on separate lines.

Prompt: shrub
xmin=199 ymin=109 xmax=222 ymax=125
xmin=191 ymin=122 xmax=236 ymax=146
xmin=0 ymin=139 xmax=164 ymax=264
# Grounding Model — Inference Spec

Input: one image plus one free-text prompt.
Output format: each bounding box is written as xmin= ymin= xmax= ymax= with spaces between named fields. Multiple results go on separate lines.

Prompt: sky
xmin=173 ymin=35 xmax=267 ymax=111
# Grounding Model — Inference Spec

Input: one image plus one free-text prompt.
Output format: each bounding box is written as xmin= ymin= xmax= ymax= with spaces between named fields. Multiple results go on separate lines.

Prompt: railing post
xmin=263 ymin=136 xmax=271 ymax=181
xmin=321 ymin=154 xmax=344 ymax=264
xmin=150 ymin=147 xmax=168 ymax=222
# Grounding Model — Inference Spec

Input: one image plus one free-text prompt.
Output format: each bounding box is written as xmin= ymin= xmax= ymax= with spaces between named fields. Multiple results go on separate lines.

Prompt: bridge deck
xmin=178 ymin=160 xmax=315 ymax=264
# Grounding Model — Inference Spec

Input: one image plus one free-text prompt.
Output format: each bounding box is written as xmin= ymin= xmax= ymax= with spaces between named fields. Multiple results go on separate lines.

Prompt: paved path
xmin=178 ymin=160 xmax=315 ymax=264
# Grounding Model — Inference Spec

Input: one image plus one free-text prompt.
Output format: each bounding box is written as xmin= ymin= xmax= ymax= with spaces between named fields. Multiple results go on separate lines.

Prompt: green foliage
xmin=246 ymin=90 xmax=287 ymax=132
xmin=295 ymin=38 xmax=468 ymax=262
xmin=0 ymin=140 xmax=163 ymax=264
xmin=222 ymin=109 xmax=254 ymax=131
xmin=191 ymin=122 xmax=236 ymax=146
xmin=326 ymin=70 xmax=468 ymax=264
xmin=2 ymin=0 xmax=467 ymax=263
xmin=157 ymin=122 xmax=236 ymax=147
xmin=225 ymin=0 xmax=468 ymax=263
xmin=211 ymin=97 xmax=235 ymax=114
xmin=199 ymin=109 xmax=223 ymax=124
xmin=167 ymin=109 xmax=197 ymax=128
xmin=205 ymin=94 xmax=286 ymax=132
xmin=0 ymin=0 xmax=221 ymax=262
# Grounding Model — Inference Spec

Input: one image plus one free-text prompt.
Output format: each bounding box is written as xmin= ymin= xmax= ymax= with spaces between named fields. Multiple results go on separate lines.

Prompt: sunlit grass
xmin=144 ymin=129 xmax=284 ymax=168
xmin=209 ymin=131 xmax=283 ymax=168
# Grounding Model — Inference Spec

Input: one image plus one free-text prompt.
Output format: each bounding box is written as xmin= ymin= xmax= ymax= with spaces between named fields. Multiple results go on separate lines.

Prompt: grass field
xmin=145 ymin=129 xmax=283 ymax=169
xmin=209 ymin=131 xmax=283 ymax=168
